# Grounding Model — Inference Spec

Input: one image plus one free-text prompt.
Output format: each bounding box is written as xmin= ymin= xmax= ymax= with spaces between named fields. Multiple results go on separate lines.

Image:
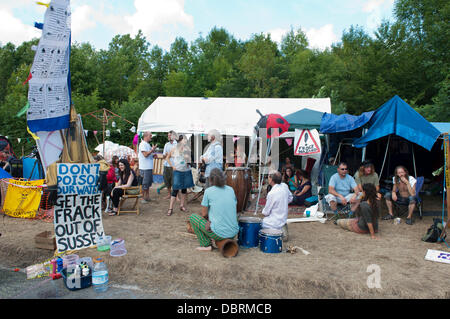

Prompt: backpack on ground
xmin=422 ymin=218 xmax=446 ymax=243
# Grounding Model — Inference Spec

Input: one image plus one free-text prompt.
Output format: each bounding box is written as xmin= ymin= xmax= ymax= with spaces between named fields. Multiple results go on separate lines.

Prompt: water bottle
xmin=92 ymin=257 xmax=108 ymax=292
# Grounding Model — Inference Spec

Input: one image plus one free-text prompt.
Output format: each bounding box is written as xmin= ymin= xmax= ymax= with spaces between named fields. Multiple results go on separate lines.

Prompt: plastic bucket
xmin=97 ymin=236 xmax=112 ymax=252
xmin=62 ymin=254 xmax=79 ymax=269
xmin=238 ymin=217 xmax=262 ymax=248
xmin=110 ymin=239 xmax=127 ymax=257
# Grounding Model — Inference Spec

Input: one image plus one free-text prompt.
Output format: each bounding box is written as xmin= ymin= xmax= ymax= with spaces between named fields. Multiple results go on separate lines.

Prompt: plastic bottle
xmin=92 ymin=257 xmax=108 ymax=292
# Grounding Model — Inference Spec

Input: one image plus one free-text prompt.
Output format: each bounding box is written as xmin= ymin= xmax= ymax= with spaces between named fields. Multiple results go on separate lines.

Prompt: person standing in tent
xmin=156 ymin=131 xmax=178 ymax=198
xmin=383 ymin=165 xmax=416 ymax=225
xmin=200 ymin=129 xmax=223 ymax=188
xmin=138 ymin=132 xmax=157 ymax=203
xmin=166 ymin=134 xmax=195 ymax=216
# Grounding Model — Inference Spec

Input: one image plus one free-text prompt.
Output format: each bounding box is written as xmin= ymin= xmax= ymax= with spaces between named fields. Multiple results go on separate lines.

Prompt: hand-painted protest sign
xmin=294 ymin=129 xmax=321 ymax=156
xmin=54 ymin=163 xmax=104 ymax=252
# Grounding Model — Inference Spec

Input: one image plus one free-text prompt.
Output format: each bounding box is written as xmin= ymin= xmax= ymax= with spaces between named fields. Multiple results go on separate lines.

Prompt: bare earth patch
xmin=1 ymin=187 xmax=449 ymax=299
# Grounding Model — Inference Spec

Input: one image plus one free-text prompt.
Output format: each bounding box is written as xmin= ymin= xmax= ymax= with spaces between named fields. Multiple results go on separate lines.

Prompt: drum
xmin=238 ymin=216 xmax=262 ymax=248
xmin=259 ymin=229 xmax=283 ymax=253
xmin=225 ymin=167 xmax=252 ymax=212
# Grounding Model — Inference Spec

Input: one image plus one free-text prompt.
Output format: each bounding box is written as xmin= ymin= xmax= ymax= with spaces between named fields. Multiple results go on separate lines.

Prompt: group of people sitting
xmin=325 ymin=161 xmax=418 ymax=239
xmin=97 ymin=129 xmax=420 ymax=251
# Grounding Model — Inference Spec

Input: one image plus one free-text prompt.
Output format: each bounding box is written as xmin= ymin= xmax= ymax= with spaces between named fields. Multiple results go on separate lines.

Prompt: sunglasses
xmin=339 ymin=168 xmax=348 ymax=171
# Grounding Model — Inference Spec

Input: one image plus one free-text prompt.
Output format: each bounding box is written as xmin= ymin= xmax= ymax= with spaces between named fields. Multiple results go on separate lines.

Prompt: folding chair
xmin=394 ymin=176 xmax=424 ymax=219
xmin=117 ymin=185 xmax=142 ymax=215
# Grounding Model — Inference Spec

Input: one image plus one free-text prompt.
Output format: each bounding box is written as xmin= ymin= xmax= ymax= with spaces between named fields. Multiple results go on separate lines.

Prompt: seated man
xmin=383 ymin=165 xmax=416 ymax=225
xmin=261 ymin=171 xmax=293 ymax=235
xmin=325 ymin=162 xmax=360 ymax=215
xmin=189 ymin=168 xmax=239 ymax=251
xmin=354 ymin=160 xmax=382 ymax=200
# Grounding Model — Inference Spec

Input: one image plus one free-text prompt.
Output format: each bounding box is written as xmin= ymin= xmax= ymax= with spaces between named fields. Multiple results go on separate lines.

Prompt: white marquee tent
xmin=137 ymin=97 xmax=331 ymax=137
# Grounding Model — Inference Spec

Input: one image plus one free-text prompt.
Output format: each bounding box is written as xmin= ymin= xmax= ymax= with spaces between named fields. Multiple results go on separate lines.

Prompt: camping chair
xmin=393 ymin=176 xmax=424 ymax=220
xmin=188 ymin=167 xmax=205 ymax=203
xmin=117 ymin=185 xmax=142 ymax=215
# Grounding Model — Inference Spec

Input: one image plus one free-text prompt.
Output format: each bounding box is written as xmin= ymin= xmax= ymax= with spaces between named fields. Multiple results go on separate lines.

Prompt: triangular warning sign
xmin=294 ymin=129 xmax=321 ymax=156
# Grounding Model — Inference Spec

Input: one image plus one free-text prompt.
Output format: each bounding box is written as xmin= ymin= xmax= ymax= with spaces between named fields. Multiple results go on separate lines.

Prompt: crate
xmin=34 ymin=231 xmax=56 ymax=250
xmin=61 ymin=268 xmax=92 ymax=291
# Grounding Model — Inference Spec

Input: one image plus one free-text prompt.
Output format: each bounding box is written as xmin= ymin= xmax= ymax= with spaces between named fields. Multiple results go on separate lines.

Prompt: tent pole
xmin=412 ymin=144 xmax=417 ymax=178
xmin=378 ymin=135 xmax=391 ymax=182
xmin=361 ymin=128 xmax=368 ymax=162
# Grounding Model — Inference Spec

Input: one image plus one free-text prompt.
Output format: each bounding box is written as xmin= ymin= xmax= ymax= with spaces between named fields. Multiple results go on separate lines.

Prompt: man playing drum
xmin=189 ymin=168 xmax=239 ymax=251
xmin=261 ymin=171 xmax=293 ymax=239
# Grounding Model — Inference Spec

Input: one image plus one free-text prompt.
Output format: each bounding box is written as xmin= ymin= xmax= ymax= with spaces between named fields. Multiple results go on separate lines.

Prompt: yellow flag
xmin=27 ymin=126 xmax=40 ymax=140
xmin=36 ymin=2 xmax=50 ymax=8
xmin=3 ymin=179 xmax=45 ymax=219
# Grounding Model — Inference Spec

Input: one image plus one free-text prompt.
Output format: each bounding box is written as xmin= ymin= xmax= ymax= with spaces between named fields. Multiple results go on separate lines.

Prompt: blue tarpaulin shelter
xmin=431 ymin=122 xmax=450 ymax=135
xmin=320 ymin=111 xmax=375 ymax=134
xmin=0 ymin=167 xmax=12 ymax=179
xmin=352 ymin=95 xmax=441 ymax=151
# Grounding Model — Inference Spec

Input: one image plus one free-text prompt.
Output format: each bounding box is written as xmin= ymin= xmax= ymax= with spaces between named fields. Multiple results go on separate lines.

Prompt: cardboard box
xmin=34 ymin=231 xmax=56 ymax=250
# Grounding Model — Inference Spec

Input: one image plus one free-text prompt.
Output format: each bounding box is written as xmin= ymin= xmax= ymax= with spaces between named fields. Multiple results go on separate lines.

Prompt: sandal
xmin=180 ymin=206 xmax=187 ymax=212
xmin=382 ymin=214 xmax=394 ymax=220
xmin=167 ymin=208 xmax=173 ymax=216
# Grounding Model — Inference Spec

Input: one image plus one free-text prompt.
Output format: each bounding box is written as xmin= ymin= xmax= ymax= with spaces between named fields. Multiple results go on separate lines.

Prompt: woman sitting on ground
xmin=292 ymin=169 xmax=312 ymax=206
xmin=336 ymin=183 xmax=379 ymax=239
xmin=108 ymin=158 xmax=138 ymax=216
xmin=283 ymin=167 xmax=298 ymax=193
xmin=188 ymin=168 xmax=239 ymax=251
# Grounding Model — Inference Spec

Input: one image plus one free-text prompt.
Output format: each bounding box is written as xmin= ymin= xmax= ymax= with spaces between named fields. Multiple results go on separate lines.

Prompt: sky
xmin=0 ymin=0 xmax=395 ymax=51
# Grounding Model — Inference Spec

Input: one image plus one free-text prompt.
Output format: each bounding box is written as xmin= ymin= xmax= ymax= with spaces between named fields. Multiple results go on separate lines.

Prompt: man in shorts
xmin=138 ymin=132 xmax=157 ymax=203
xmin=325 ymin=162 xmax=360 ymax=215
xmin=383 ymin=165 xmax=416 ymax=225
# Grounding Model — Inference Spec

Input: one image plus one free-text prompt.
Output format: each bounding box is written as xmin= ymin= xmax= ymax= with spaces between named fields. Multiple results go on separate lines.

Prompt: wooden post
xmin=441 ymin=133 xmax=450 ymax=240
xmin=445 ymin=134 xmax=450 ymax=227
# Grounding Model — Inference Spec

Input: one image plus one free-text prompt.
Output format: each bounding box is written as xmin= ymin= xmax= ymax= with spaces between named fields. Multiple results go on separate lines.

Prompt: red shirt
xmin=106 ymin=165 xmax=117 ymax=184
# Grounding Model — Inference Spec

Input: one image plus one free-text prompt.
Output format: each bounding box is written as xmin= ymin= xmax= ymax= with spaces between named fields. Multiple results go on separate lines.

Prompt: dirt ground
xmin=1 ymin=185 xmax=449 ymax=299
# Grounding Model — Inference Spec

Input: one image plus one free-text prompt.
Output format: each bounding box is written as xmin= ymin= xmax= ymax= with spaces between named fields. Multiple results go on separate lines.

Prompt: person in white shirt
xmin=200 ymin=129 xmax=223 ymax=188
xmin=383 ymin=165 xmax=416 ymax=225
xmin=261 ymin=171 xmax=293 ymax=230
xmin=138 ymin=132 xmax=157 ymax=203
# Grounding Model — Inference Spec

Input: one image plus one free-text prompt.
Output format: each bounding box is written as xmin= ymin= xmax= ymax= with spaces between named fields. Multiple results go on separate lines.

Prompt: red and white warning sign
xmin=294 ymin=129 xmax=321 ymax=156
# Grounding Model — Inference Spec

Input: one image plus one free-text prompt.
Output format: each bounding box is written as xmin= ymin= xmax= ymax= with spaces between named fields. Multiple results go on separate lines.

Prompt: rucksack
xmin=422 ymin=218 xmax=446 ymax=243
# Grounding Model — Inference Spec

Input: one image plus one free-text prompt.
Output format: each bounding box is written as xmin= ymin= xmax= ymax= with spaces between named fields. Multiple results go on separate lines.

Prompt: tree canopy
xmin=0 ymin=0 xmax=448 ymax=155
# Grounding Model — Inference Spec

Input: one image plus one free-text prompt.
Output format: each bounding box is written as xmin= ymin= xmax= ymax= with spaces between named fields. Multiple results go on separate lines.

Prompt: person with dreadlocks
xmin=336 ymin=183 xmax=380 ymax=239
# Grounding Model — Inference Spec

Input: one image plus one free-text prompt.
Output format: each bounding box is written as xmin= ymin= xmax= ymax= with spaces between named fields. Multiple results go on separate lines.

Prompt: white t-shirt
xmin=163 ymin=140 xmax=177 ymax=167
xmin=139 ymin=140 xmax=153 ymax=170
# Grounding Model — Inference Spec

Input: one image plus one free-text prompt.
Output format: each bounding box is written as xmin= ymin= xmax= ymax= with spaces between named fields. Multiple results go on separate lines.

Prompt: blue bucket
xmin=259 ymin=229 xmax=283 ymax=253
xmin=238 ymin=217 xmax=262 ymax=248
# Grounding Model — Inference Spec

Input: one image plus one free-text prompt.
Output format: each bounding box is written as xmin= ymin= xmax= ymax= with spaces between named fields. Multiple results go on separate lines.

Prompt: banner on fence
xmin=54 ymin=163 xmax=104 ymax=252
xmin=2 ymin=179 xmax=45 ymax=218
